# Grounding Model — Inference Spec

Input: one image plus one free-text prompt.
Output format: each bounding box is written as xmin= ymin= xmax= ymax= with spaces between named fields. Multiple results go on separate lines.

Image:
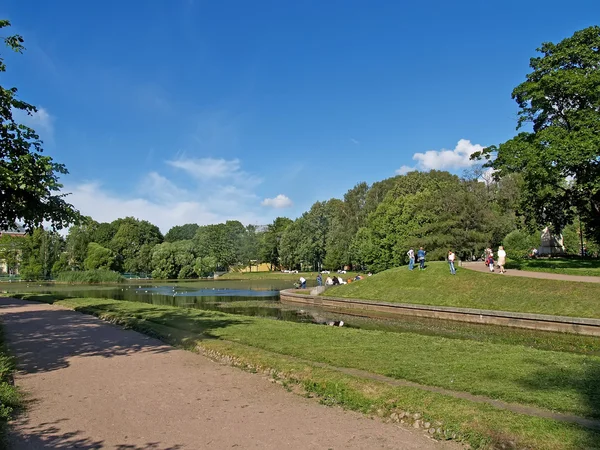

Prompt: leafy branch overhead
xmin=0 ymin=19 xmax=79 ymax=231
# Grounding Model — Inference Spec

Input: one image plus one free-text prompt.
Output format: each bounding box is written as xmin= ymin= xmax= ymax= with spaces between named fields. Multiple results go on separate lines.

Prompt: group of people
xmin=406 ymin=247 xmax=427 ymax=271
xmin=407 ymin=245 xmax=507 ymax=275
xmin=484 ymin=246 xmax=506 ymax=273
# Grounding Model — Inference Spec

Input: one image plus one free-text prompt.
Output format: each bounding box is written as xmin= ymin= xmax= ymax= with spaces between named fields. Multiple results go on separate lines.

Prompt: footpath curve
xmin=0 ymin=297 xmax=455 ymax=450
xmin=460 ymin=261 xmax=600 ymax=283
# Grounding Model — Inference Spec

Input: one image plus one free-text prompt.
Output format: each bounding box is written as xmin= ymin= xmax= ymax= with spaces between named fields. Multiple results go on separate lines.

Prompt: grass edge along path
xmin=324 ymin=262 xmax=600 ymax=319
xmin=0 ymin=321 xmax=22 ymax=450
xmin=11 ymin=295 xmax=600 ymax=450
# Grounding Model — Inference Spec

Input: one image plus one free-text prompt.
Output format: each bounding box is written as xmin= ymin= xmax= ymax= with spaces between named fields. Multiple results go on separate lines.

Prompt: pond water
xmin=0 ymin=279 xmax=337 ymax=324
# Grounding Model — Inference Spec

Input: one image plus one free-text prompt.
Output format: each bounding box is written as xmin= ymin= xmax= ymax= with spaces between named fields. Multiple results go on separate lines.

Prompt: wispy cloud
xmin=395 ymin=139 xmax=485 ymax=174
xmin=350 ymin=138 xmax=360 ymax=145
xmin=64 ymin=157 xmax=272 ymax=231
xmin=261 ymin=194 xmax=293 ymax=208
xmin=15 ymin=107 xmax=54 ymax=139
xmin=167 ymin=157 xmax=241 ymax=180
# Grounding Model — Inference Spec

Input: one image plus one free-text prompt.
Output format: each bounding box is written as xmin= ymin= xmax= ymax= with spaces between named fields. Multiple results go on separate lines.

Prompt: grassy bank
xmin=0 ymin=324 xmax=21 ymax=449
xmin=506 ymin=258 xmax=600 ymax=277
xmin=324 ymin=262 xmax=600 ymax=318
xmin=219 ymin=271 xmax=360 ymax=281
xmin=19 ymin=295 xmax=600 ymax=449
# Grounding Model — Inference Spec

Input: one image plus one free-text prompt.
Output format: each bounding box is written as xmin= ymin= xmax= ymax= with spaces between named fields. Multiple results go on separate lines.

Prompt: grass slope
xmin=324 ymin=262 xmax=600 ymax=318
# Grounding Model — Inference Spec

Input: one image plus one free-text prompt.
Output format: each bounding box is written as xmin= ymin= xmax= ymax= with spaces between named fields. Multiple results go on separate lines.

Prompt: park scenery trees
xmin=0 ymin=20 xmax=79 ymax=232
xmin=473 ymin=25 xmax=600 ymax=246
xmin=1 ymin=24 xmax=599 ymax=281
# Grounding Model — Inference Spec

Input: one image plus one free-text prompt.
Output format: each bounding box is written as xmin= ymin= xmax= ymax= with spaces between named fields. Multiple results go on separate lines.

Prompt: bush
xmin=0 ymin=326 xmax=21 ymax=445
xmin=503 ymin=230 xmax=538 ymax=259
xmin=55 ymin=270 xmax=125 ymax=283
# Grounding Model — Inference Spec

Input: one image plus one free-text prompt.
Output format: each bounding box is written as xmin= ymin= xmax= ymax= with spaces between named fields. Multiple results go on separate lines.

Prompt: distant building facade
xmin=0 ymin=226 xmax=27 ymax=275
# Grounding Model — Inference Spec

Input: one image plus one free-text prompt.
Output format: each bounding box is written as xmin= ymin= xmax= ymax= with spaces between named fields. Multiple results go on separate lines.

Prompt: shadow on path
xmin=10 ymin=417 xmax=183 ymax=449
xmin=0 ymin=298 xmax=171 ymax=374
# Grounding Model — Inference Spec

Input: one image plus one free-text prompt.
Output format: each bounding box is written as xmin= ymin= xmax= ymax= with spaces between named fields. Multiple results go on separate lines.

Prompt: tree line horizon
xmin=1 ymin=22 xmax=599 ymax=279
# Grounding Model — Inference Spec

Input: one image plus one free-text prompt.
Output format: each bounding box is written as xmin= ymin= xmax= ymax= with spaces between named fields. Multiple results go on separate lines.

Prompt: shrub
xmin=503 ymin=230 xmax=538 ymax=259
xmin=55 ymin=269 xmax=125 ymax=283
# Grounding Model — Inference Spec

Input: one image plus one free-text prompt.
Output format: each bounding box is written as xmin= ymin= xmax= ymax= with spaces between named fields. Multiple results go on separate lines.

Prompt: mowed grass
xmin=324 ymin=261 xmax=600 ymax=318
xmin=40 ymin=297 xmax=600 ymax=420
xmin=507 ymin=258 xmax=600 ymax=277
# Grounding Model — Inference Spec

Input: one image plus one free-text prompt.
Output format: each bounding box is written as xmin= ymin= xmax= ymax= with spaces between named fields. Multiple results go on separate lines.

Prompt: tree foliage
xmin=0 ymin=20 xmax=79 ymax=231
xmin=164 ymin=223 xmax=200 ymax=242
xmin=473 ymin=26 xmax=600 ymax=244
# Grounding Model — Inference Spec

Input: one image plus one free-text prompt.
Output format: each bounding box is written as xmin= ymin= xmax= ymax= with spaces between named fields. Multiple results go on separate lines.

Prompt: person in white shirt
xmin=448 ymin=250 xmax=456 ymax=275
xmin=407 ymin=248 xmax=415 ymax=270
xmin=497 ymin=246 xmax=507 ymax=274
xmin=299 ymin=276 xmax=306 ymax=288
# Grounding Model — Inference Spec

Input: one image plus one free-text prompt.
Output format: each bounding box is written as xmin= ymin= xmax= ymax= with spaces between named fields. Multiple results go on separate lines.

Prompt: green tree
xmin=18 ymin=228 xmax=64 ymax=279
xmin=0 ymin=20 xmax=79 ymax=231
xmin=0 ymin=234 xmax=22 ymax=275
xmin=110 ymin=217 xmax=163 ymax=273
xmin=473 ymin=26 xmax=600 ymax=244
xmin=259 ymin=217 xmax=292 ymax=270
xmin=194 ymin=255 xmax=217 ymax=277
xmin=84 ymin=242 xmax=115 ymax=270
xmin=164 ymin=223 xmax=200 ymax=242
xmin=65 ymin=219 xmax=98 ymax=270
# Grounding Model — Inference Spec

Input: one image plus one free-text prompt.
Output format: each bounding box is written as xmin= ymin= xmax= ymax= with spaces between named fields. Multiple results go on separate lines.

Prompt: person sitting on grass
xmin=299 ymin=276 xmax=306 ymax=288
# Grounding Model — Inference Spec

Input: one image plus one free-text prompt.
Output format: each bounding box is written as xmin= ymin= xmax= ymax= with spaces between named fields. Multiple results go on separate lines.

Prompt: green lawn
xmin=324 ymin=261 xmax=600 ymax=319
xmin=507 ymin=258 xmax=600 ymax=277
xmin=27 ymin=296 xmax=600 ymax=449
xmin=36 ymin=297 xmax=600 ymax=417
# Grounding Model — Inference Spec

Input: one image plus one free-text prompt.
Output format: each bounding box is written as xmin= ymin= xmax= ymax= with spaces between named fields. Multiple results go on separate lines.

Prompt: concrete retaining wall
xmin=280 ymin=290 xmax=600 ymax=336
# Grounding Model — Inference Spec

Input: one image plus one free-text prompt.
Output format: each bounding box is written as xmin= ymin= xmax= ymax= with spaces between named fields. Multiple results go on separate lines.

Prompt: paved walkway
xmin=461 ymin=262 xmax=600 ymax=283
xmin=1 ymin=298 xmax=457 ymax=450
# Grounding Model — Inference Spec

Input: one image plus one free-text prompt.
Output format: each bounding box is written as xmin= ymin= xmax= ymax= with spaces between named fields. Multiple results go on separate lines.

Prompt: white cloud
xmin=261 ymin=194 xmax=293 ymax=208
xmin=166 ymin=157 xmax=240 ymax=180
xmin=395 ymin=165 xmax=416 ymax=175
xmin=395 ymin=139 xmax=486 ymax=174
xmin=350 ymin=138 xmax=360 ymax=145
xmin=63 ymin=158 xmax=272 ymax=232
xmin=15 ymin=107 xmax=54 ymax=138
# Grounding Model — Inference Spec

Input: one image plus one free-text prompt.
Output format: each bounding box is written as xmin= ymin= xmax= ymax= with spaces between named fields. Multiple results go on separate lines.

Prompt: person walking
xmin=407 ymin=248 xmax=415 ymax=271
xmin=316 ymin=273 xmax=322 ymax=286
xmin=497 ymin=246 xmax=506 ymax=274
xmin=417 ymin=247 xmax=426 ymax=270
xmin=448 ymin=250 xmax=456 ymax=275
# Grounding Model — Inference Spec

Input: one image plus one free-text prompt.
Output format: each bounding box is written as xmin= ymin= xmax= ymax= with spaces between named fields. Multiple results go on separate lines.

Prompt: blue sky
xmin=2 ymin=1 xmax=598 ymax=231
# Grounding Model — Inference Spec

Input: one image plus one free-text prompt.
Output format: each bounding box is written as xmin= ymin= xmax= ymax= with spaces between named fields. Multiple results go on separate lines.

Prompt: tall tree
xmin=110 ymin=217 xmax=163 ymax=273
xmin=473 ymin=26 xmax=600 ymax=243
xmin=0 ymin=20 xmax=79 ymax=231
xmin=164 ymin=223 xmax=200 ymax=242
xmin=259 ymin=217 xmax=292 ymax=270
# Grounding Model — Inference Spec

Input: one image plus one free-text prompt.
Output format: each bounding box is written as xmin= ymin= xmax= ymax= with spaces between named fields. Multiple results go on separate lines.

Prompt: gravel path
xmin=461 ymin=261 xmax=600 ymax=283
xmin=1 ymin=298 xmax=457 ymax=450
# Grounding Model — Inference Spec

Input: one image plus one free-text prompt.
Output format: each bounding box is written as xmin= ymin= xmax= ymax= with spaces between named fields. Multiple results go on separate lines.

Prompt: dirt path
xmin=1 ymin=298 xmax=457 ymax=450
xmin=461 ymin=261 xmax=600 ymax=283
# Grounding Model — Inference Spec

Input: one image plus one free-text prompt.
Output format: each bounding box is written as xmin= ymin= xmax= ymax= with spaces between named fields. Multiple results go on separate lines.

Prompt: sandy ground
xmin=1 ymin=298 xmax=458 ymax=450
